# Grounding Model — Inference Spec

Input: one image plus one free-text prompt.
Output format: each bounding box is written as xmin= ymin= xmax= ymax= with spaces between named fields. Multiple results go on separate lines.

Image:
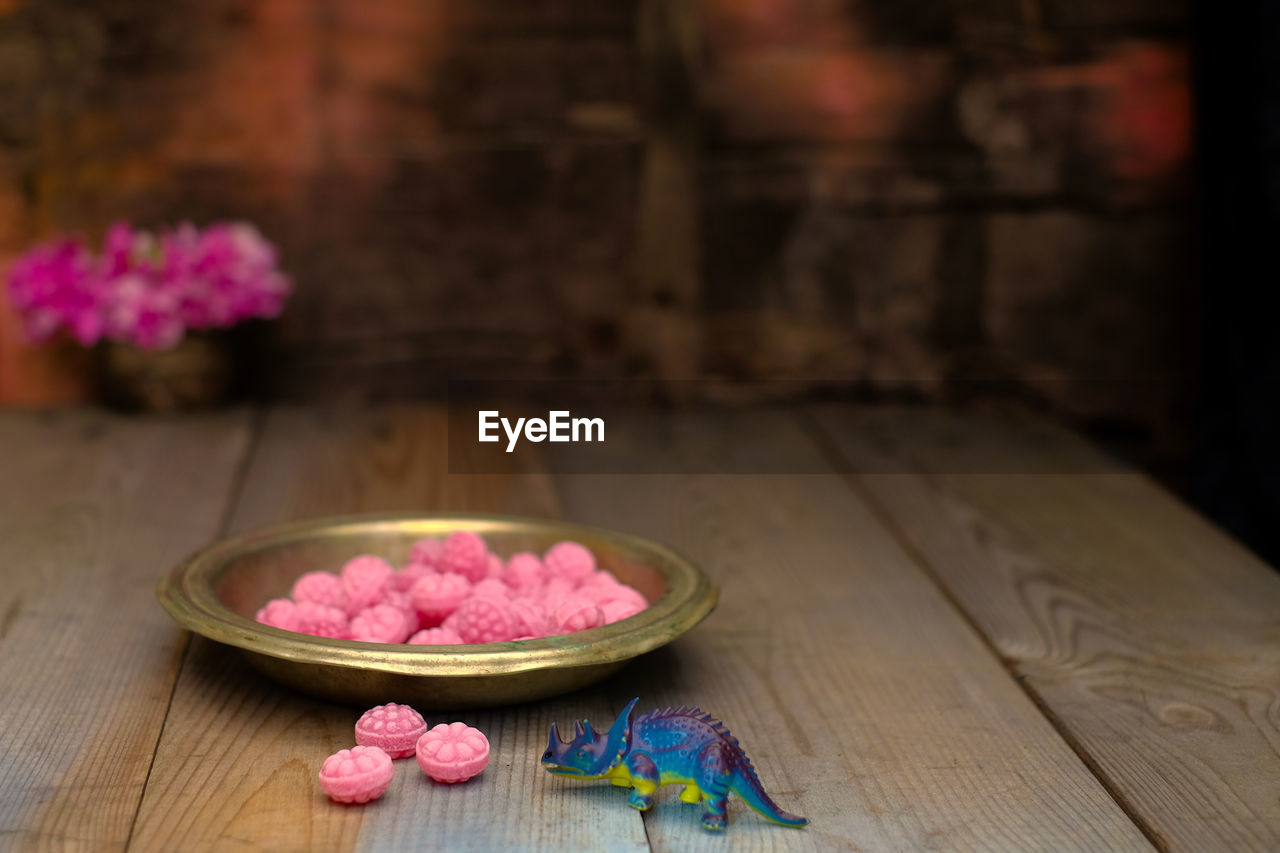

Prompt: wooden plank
xmin=809 ymin=404 xmax=1280 ymax=851
xmin=0 ymin=409 xmax=253 ymax=851
xmin=545 ymin=409 xmax=1152 ymax=852
xmin=127 ymin=405 xmax=648 ymax=852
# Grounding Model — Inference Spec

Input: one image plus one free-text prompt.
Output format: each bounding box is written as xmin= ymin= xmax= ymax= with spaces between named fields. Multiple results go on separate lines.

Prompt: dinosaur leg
xmin=679 ymin=784 xmax=702 ymax=803
xmin=695 ymin=742 xmax=732 ymax=831
xmin=625 ymin=752 xmax=659 ymax=811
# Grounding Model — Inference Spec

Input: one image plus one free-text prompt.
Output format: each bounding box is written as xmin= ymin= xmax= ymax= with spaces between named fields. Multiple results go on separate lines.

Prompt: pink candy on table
xmin=355 ymin=703 xmax=428 ymax=759
xmin=318 ymin=745 xmax=395 ymax=804
xmin=416 ymin=722 xmax=490 ymax=783
xmin=256 ymin=598 xmax=298 ymax=631
xmin=292 ymin=571 xmax=347 ymax=610
xmin=543 ymin=541 xmax=596 ymax=586
xmin=407 ymin=626 xmax=464 ymax=645
xmin=350 ymin=604 xmax=413 ymax=644
xmin=437 ymin=530 xmax=489 ymax=582
xmin=341 ymin=556 xmax=396 ymax=615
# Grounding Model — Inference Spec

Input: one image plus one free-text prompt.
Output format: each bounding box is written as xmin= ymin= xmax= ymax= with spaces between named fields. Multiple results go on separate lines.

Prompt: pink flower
xmin=6 ymin=220 xmax=291 ymax=351
xmin=7 ymin=238 xmax=103 ymax=345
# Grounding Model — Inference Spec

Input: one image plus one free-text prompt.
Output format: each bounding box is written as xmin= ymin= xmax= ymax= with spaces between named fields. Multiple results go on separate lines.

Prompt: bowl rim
xmin=157 ymin=512 xmax=718 ymax=678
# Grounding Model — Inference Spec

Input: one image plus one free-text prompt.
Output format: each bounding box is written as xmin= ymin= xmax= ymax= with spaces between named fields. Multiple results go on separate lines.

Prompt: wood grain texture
xmin=0 ymin=409 xmax=253 ymax=851
xmin=127 ymin=405 xmax=648 ymax=851
xmin=809 ymin=404 xmax=1280 ymax=851
xmin=546 ymin=409 xmax=1152 ymax=852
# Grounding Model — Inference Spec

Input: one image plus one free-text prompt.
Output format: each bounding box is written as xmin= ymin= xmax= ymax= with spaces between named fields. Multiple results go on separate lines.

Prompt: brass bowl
xmin=157 ymin=513 xmax=717 ymax=708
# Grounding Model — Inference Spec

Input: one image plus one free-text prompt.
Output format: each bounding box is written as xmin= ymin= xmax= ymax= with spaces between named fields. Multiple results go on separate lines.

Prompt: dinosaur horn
xmin=574 ymin=720 xmax=586 ymax=738
xmin=550 ymin=721 xmax=567 ymax=745
xmin=582 ymin=719 xmax=597 ymax=740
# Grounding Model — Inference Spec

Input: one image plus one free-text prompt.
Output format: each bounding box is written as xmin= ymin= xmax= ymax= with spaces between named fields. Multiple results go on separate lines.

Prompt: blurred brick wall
xmin=0 ymin=0 xmax=1192 ymax=452
xmin=695 ymin=0 xmax=1191 ymax=452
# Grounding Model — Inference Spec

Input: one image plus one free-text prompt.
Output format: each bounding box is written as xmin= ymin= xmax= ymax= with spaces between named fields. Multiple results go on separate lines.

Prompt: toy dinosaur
xmin=541 ymin=697 xmax=808 ymax=831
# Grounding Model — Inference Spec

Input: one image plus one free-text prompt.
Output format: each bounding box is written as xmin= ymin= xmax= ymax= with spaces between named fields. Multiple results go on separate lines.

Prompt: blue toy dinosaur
xmin=541 ymin=697 xmax=808 ymax=831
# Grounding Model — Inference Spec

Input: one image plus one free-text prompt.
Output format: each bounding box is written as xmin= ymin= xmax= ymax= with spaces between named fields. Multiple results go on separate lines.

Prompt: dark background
xmin=0 ymin=0 xmax=1273 ymax=562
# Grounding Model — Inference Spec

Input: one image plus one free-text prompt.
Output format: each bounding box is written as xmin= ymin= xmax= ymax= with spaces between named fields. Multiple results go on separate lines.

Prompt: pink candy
xmin=438 ymin=531 xmax=488 ymax=582
xmin=293 ymin=601 xmax=349 ymax=638
xmin=320 ymin=703 xmax=489 ymax=806
xmin=318 ymin=746 xmax=394 ymax=804
xmin=601 ymin=597 xmax=647 ymax=624
xmin=452 ymin=595 xmax=519 ymax=643
xmin=410 ymin=572 xmax=472 ymax=625
xmin=408 ymin=537 xmax=444 ymax=568
xmin=350 ymin=604 xmax=413 ymax=644
xmin=341 ymin=556 xmax=395 ymax=615
xmin=355 ymin=703 xmax=429 ymax=759
xmin=407 ymin=626 xmax=464 ymax=645
xmin=292 ymin=571 xmax=347 ymax=609
xmin=255 ymin=598 xmax=298 ymax=631
xmin=392 ymin=561 xmax=436 ymax=593
xmin=256 ymin=531 xmax=649 ymax=646
xmin=505 ymin=552 xmax=545 ymax=590
xmin=552 ymin=595 xmax=604 ymax=633
xmin=543 ymin=541 xmax=596 ymax=586
xmin=416 ymin=722 xmax=490 ymax=783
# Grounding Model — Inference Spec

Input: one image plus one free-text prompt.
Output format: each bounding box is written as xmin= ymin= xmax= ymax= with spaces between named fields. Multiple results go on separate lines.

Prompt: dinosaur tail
xmin=730 ymin=761 xmax=808 ymax=828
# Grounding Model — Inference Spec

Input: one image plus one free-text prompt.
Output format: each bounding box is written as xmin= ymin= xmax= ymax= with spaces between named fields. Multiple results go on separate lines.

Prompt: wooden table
xmin=2 ymin=404 xmax=1278 ymax=852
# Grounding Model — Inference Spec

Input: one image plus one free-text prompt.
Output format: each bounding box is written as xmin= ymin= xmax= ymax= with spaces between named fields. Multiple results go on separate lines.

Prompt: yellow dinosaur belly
xmin=606 ymin=766 xmax=705 ymax=802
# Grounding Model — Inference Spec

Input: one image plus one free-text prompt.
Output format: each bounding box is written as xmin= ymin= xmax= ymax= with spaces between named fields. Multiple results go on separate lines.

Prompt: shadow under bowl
xmin=157 ymin=513 xmax=717 ymax=708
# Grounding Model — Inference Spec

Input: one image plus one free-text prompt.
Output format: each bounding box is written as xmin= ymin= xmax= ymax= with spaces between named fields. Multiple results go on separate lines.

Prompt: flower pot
xmin=96 ymin=332 xmax=236 ymax=412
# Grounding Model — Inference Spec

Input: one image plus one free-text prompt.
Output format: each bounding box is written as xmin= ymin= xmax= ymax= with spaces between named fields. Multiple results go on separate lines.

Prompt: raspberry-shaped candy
xmin=341 ymin=556 xmax=395 ymax=615
xmin=551 ymin=595 xmax=604 ymax=634
xmin=410 ymin=572 xmax=472 ymax=625
xmin=392 ymin=561 xmax=436 ymax=593
xmin=408 ymin=626 xmax=464 ymax=645
xmin=452 ymin=595 xmax=519 ymax=643
xmin=416 ymin=722 xmax=489 ymax=783
xmin=582 ymin=579 xmax=647 ymax=610
xmin=319 ymin=745 xmax=394 ymax=803
xmin=293 ymin=602 xmax=350 ymax=638
xmin=543 ymin=541 xmax=596 ymax=586
xmin=539 ymin=577 xmax=574 ymax=606
xmin=504 ymin=552 xmax=545 ymax=591
xmin=350 ymin=604 xmax=413 ymax=644
xmin=256 ymin=598 xmax=298 ymax=631
xmin=486 ymin=553 xmax=505 ymax=579
xmin=507 ymin=597 xmax=550 ymax=638
xmin=601 ymin=597 xmax=647 ymax=624
xmin=292 ymin=571 xmax=347 ymax=610
xmin=438 ymin=531 xmax=489 ymax=582
xmin=408 ymin=537 xmax=444 ymax=568
xmin=355 ymin=703 xmax=429 ymax=759
xmin=472 ymin=578 xmax=511 ymax=600
xmin=381 ymin=589 xmax=419 ymax=633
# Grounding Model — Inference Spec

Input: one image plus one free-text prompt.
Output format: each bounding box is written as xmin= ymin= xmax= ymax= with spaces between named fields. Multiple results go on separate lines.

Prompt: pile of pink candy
xmin=255 ymin=531 xmax=649 ymax=644
xmin=319 ymin=702 xmax=489 ymax=803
